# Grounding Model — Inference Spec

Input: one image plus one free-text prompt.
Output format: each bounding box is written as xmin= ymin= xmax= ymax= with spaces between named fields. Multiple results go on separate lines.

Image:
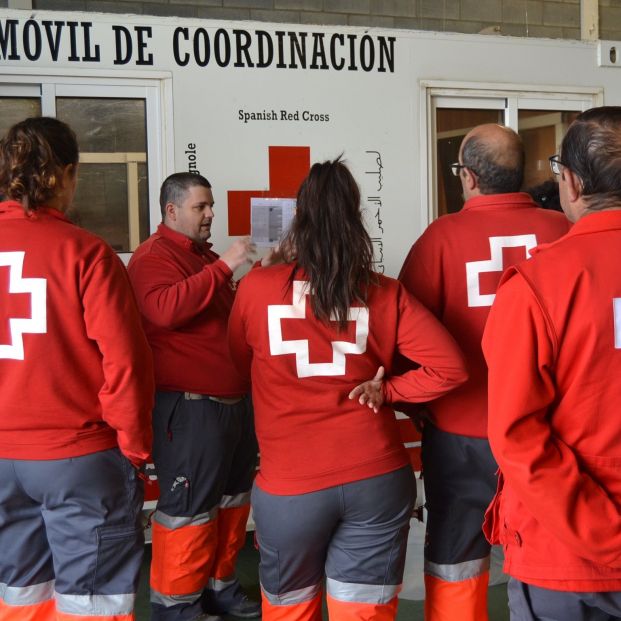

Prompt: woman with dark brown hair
xmin=228 ymin=158 xmax=467 ymax=621
xmin=0 ymin=117 xmax=154 ymax=621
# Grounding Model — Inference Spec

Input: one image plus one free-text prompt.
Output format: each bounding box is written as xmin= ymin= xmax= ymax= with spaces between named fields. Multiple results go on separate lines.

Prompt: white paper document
xmin=250 ymin=197 xmax=296 ymax=247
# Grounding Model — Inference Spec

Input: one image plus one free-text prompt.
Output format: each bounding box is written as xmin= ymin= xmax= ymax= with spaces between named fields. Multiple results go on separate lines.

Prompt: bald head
xmin=460 ymin=124 xmax=525 ymax=194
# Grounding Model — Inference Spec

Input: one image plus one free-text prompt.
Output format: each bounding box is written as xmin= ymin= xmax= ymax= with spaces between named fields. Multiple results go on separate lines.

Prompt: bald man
xmin=399 ymin=124 xmax=571 ymax=621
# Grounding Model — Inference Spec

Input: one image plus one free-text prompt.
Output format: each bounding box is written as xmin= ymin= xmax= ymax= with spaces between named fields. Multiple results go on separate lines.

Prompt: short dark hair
xmin=561 ymin=106 xmax=621 ymax=211
xmin=462 ymin=133 xmax=524 ymax=194
xmin=159 ymin=172 xmax=211 ymax=218
xmin=527 ymin=180 xmax=562 ymax=211
xmin=0 ymin=116 xmax=79 ymax=211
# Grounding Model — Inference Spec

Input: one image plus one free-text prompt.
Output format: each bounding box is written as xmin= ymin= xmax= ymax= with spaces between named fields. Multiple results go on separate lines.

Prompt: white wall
xmin=1 ymin=9 xmax=620 ymax=275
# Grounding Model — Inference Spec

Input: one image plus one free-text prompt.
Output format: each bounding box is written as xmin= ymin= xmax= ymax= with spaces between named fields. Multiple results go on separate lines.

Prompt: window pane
xmin=0 ymin=98 xmax=42 ymax=138
xmin=56 ymin=98 xmax=147 ymax=153
xmin=518 ymin=110 xmax=580 ymax=191
xmin=69 ymin=163 xmax=130 ymax=252
xmin=436 ymin=108 xmax=503 ymax=216
xmin=56 ymin=97 xmax=150 ymax=252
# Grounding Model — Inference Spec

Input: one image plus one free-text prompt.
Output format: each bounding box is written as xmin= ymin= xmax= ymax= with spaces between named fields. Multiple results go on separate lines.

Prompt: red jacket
xmin=483 ymin=209 xmax=621 ymax=590
xmin=128 ymin=223 xmax=249 ymax=397
xmin=228 ymin=263 xmax=468 ymax=495
xmin=0 ymin=201 xmax=154 ymax=465
xmin=399 ymin=193 xmax=571 ymax=437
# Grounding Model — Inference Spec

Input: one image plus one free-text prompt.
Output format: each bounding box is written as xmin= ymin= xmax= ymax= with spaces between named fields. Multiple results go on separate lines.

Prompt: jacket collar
xmin=531 ymin=209 xmax=621 ymax=256
xmin=563 ymin=208 xmax=621 ymax=237
xmin=0 ymin=200 xmax=70 ymax=222
xmin=156 ymin=222 xmax=213 ymax=254
xmin=461 ymin=192 xmax=539 ymax=212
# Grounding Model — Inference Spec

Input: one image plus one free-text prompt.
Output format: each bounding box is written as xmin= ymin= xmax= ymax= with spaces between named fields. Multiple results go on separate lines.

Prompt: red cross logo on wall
xmin=227 ymin=146 xmax=311 ymax=236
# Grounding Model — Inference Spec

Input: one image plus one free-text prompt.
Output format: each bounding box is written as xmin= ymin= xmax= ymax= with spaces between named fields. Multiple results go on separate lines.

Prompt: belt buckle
xmin=184 ymin=392 xmax=206 ymax=400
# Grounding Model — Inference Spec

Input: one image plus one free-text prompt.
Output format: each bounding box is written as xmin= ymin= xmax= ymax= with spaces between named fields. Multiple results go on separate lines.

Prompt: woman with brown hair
xmin=0 ymin=117 xmax=154 ymax=621
xmin=228 ymin=158 xmax=467 ymax=621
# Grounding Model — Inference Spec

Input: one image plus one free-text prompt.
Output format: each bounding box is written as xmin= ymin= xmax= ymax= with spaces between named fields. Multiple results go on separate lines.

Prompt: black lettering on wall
xmin=0 ymin=20 xmax=20 ymax=60
xmin=275 ymin=31 xmax=286 ymax=68
xmin=82 ymin=22 xmax=100 ymax=61
xmin=23 ymin=20 xmax=41 ymax=61
xmin=193 ymin=28 xmax=210 ymax=67
xmin=67 ymin=21 xmax=80 ymax=61
xmin=330 ymin=33 xmax=345 ymax=71
xmin=113 ymin=25 xmax=132 ymax=64
xmin=0 ymin=19 xmax=397 ymax=73
xmin=234 ymin=29 xmax=254 ymax=67
xmin=347 ymin=34 xmax=357 ymax=71
xmin=214 ymin=28 xmax=231 ymax=67
xmin=135 ymin=26 xmax=153 ymax=65
xmin=173 ymin=27 xmax=190 ymax=66
xmin=42 ymin=21 xmax=63 ymax=61
xmin=360 ymin=35 xmax=374 ymax=72
xmin=288 ymin=31 xmax=306 ymax=69
xmin=310 ymin=32 xmax=328 ymax=70
xmin=378 ymin=36 xmax=395 ymax=73
xmin=256 ymin=30 xmax=273 ymax=68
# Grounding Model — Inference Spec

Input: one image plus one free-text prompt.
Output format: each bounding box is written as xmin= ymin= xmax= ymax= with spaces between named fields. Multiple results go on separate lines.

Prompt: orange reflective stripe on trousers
xmin=326 ymin=593 xmax=398 ymax=621
xmin=212 ymin=504 xmax=251 ymax=580
xmin=424 ymin=572 xmax=489 ymax=621
xmin=0 ymin=600 xmax=135 ymax=621
xmin=261 ymin=592 xmax=322 ymax=621
xmin=0 ymin=598 xmax=55 ymax=621
xmin=150 ymin=517 xmax=218 ymax=595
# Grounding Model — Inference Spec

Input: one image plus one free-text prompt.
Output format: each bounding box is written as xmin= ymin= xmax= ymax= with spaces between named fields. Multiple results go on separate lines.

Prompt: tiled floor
xmin=136 ymin=536 xmax=510 ymax=620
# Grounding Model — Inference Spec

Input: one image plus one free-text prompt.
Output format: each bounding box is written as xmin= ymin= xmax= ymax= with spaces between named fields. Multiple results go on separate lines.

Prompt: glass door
xmin=424 ymin=84 xmax=601 ymax=221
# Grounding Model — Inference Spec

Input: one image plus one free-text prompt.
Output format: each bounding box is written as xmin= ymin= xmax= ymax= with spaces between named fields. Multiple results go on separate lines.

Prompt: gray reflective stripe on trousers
xmin=153 ymin=507 xmax=218 ymax=529
xmin=326 ymin=578 xmax=400 ymax=604
xmin=151 ymin=587 xmax=203 ymax=607
xmin=208 ymin=577 xmax=236 ymax=591
xmin=56 ymin=592 xmax=135 ymax=616
xmin=424 ymin=556 xmax=490 ymax=582
xmin=220 ymin=491 xmax=251 ymax=509
xmin=261 ymin=583 xmax=321 ymax=606
xmin=0 ymin=580 xmax=54 ymax=605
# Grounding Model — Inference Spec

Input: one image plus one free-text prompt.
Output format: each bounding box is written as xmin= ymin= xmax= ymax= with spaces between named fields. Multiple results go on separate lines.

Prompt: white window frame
xmin=420 ymin=81 xmax=603 ymax=225
xmin=0 ymin=68 xmax=174 ymax=262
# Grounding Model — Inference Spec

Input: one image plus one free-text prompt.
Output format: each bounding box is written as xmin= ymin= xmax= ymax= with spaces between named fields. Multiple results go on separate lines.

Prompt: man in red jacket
xmin=128 ymin=173 xmax=261 ymax=621
xmin=483 ymin=107 xmax=621 ymax=619
xmin=399 ymin=124 xmax=571 ymax=621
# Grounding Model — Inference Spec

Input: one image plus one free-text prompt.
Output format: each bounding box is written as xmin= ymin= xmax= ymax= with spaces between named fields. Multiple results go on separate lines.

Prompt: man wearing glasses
xmin=484 ymin=108 xmax=621 ymax=619
xmin=399 ymin=123 xmax=570 ymax=621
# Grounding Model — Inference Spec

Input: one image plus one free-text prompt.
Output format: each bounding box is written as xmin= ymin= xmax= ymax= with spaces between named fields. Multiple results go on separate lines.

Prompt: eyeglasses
xmin=450 ymin=162 xmax=477 ymax=177
xmin=549 ymin=155 xmax=567 ymax=176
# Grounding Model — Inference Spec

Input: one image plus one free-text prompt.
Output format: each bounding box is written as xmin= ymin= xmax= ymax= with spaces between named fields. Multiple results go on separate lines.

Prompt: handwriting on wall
xmin=365 ymin=150 xmax=385 ymax=275
xmin=0 ymin=18 xmax=396 ymax=72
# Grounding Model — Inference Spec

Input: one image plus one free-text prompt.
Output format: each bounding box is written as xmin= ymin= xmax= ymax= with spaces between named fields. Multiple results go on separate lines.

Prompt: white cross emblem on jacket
xmin=466 ymin=235 xmax=538 ymax=307
xmin=0 ymin=251 xmax=47 ymax=360
xmin=267 ymin=280 xmax=369 ymax=378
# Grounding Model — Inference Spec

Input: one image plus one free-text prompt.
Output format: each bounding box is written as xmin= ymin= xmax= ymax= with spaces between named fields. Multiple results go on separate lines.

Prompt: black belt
xmin=183 ymin=392 xmax=244 ymax=405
